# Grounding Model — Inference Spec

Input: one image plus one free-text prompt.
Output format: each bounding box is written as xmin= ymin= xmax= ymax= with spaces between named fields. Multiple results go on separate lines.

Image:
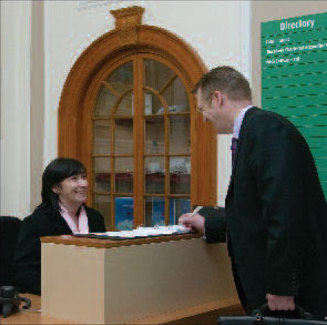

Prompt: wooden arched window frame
xmin=58 ymin=6 xmax=217 ymax=228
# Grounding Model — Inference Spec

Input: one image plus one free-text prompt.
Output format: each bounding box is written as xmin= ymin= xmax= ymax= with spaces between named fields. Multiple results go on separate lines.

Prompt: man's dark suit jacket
xmin=13 ymin=205 xmax=106 ymax=295
xmin=202 ymin=107 xmax=327 ymax=317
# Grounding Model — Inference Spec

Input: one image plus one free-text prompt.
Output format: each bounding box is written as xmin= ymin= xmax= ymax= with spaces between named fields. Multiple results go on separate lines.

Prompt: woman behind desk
xmin=13 ymin=158 xmax=106 ymax=295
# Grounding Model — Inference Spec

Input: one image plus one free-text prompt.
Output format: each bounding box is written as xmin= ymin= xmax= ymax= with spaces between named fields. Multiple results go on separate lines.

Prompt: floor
xmin=164 ymin=304 xmax=245 ymax=325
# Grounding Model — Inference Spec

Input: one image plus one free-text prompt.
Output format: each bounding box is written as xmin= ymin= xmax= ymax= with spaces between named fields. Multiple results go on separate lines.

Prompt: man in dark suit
xmin=179 ymin=66 xmax=327 ymax=317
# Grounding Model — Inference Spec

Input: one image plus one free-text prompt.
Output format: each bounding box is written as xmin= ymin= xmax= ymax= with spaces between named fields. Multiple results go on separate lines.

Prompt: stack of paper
xmin=93 ymin=225 xmax=191 ymax=239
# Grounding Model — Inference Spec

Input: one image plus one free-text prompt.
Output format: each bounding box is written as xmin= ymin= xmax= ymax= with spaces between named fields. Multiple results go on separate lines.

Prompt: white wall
xmin=43 ymin=0 xmax=251 ymax=207
xmin=1 ymin=0 xmax=251 ymax=216
xmin=1 ymin=1 xmax=31 ymax=218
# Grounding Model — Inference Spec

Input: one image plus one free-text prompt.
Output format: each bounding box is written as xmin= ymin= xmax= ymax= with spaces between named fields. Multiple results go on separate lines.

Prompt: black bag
xmin=0 ymin=286 xmax=31 ymax=318
xmin=218 ymin=304 xmax=327 ymax=324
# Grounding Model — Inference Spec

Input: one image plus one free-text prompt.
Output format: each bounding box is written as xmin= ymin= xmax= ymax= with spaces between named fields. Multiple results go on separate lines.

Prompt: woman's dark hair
xmin=37 ymin=157 xmax=86 ymax=212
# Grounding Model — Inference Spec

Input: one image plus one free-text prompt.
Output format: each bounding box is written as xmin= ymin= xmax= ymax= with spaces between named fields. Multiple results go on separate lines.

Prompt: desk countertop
xmin=41 ymin=232 xmax=201 ymax=248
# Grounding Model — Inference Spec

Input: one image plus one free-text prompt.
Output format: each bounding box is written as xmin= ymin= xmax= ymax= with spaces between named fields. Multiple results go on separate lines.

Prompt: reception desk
xmin=40 ymin=233 xmax=239 ymax=324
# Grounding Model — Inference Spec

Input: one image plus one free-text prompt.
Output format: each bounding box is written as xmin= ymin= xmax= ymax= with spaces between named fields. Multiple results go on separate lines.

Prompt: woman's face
xmin=53 ymin=173 xmax=88 ymax=207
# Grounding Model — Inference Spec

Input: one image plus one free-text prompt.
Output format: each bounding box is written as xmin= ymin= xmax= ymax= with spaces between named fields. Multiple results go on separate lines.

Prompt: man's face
xmin=195 ymin=88 xmax=231 ymax=134
xmin=195 ymin=88 xmax=212 ymax=115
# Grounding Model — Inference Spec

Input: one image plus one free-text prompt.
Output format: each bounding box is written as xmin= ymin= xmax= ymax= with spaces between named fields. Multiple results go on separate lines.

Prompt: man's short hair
xmin=193 ymin=66 xmax=252 ymax=102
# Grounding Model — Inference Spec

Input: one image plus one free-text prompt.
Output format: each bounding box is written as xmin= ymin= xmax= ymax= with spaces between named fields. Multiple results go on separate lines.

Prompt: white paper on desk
xmin=91 ymin=225 xmax=191 ymax=238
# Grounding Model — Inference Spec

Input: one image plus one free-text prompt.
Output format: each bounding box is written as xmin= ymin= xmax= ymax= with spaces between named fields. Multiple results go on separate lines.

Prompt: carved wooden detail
xmin=110 ymin=6 xmax=144 ymax=28
xmin=110 ymin=6 xmax=145 ymax=45
xmin=117 ymin=25 xmax=138 ymax=45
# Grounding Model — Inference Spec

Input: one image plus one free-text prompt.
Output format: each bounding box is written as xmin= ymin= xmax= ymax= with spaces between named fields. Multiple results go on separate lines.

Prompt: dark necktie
xmin=231 ymin=137 xmax=239 ymax=168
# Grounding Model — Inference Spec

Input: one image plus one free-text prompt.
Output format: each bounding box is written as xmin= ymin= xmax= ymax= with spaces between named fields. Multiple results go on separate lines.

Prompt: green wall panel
xmin=261 ymin=12 xmax=327 ymax=199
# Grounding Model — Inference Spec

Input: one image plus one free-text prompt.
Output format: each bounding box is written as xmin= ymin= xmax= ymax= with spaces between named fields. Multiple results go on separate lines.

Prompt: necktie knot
xmin=231 ymin=137 xmax=239 ymax=168
xmin=231 ymin=137 xmax=239 ymax=154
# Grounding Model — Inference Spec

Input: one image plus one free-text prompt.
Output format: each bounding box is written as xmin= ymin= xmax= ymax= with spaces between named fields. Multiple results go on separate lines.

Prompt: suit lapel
xmin=225 ymin=107 xmax=259 ymax=205
xmin=85 ymin=207 xmax=95 ymax=232
xmin=50 ymin=210 xmax=73 ymax=235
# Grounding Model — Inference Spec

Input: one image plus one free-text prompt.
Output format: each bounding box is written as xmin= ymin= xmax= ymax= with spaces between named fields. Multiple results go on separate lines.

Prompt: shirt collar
xmin=59 ymin=202 xmax=81 ymax=217
xmin=233 ymin=105 xmax=253 ymax=139
xmin=59 ymin=202 xmax=89 ymax=234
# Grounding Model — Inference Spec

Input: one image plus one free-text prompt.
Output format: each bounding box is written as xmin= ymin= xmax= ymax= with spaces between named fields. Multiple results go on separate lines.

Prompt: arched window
xmin=58 ymin=6 xmax=217 ymax=230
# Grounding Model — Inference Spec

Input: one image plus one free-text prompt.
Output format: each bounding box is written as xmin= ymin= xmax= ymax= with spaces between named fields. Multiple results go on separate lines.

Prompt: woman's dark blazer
xmin=203 ymin=107 xmax=327 ymax=316
xmin=13 ymin=205 xmax=106 ymax=295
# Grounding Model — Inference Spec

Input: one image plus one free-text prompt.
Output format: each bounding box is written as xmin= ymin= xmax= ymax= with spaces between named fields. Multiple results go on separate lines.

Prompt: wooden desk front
xmin=39 ymin=234 xmax=239 ymax=324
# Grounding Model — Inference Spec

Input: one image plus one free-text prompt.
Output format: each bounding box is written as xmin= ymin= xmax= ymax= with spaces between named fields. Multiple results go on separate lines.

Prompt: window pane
xmin=145 ymin=116 xmax=164 ymax=154
xmin=144 ymin=197 xmax=166 ymax=227
xmin=169 ymin=115 xmax=190 ymax=154
xmin=144 ymin=198 xmax=190 ymax=226
xmin=169 ymin=198 xmax=191 ymax=225
xmin=115 ymin=91 xmax=133 ymax=117
xmin=94 ymin=120 xmax=111 ymax=155
xmin=114 ymin=119 xmax=133 ymax=154
xmin=107 ymin=61 xmax=133 ymax=94
xmin=115 ymin=158 xmax=133 ymax=193
xmin=145 ymin=157 xmax=165 ymax=194
xmin=93 ymin=195 xmax=111 ymax=230
xmin=162 ymin=77 xmax=189 ymax=113
xmin=94 ymin=158 xmax=111 ymax=193
xmin=115 ymin=197 xmax=134 ymax=230
xmin=144 ymin=90 xmax=164 ymax=115
xmin=144 ymin=92 xmax=153 ymax=115
xmin=94 ymin=87 xmax=115 ymax=117
xmin=144 ymin=59 xmax=174 ymax=91
xmin=170 ymin=157 xmax=190 ymax=194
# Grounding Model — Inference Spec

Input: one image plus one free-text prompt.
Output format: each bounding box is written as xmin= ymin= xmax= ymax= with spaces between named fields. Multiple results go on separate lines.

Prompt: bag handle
xmin=251 ymin=303 xmax=314 ymax=320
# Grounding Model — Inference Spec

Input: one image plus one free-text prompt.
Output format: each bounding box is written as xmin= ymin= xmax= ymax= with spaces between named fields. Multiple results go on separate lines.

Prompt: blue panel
xmin=115 ymin=197 xmax=134 ymax=230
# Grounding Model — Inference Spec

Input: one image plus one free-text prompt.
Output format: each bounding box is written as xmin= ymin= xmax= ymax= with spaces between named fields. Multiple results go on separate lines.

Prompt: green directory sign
xmin=261 ymin=12 xmax=327 ymax=198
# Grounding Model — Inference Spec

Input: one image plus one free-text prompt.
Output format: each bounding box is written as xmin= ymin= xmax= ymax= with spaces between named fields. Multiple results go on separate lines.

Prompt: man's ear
xmin=212 ymin=90 xmax=223 ymax=107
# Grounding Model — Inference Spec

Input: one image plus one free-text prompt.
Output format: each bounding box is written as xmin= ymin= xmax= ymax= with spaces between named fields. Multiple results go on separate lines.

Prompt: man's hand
xmin=266 ymin=293 xmax=295 ymax=311
xmin=178 ymin=213 xmax=205 ymax=234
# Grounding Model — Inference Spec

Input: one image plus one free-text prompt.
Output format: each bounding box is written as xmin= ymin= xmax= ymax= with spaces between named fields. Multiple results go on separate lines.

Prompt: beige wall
xmin=251 ymin=1 xmax=327 ymax=107
xmin=1 ymin=0 xmax=251 ymax=216
xmin=1 ymin=1 xmax=31 ymax=218
xmin=4 ymin=1 xmax=327 ymax=217
xmin=0 ymin=0 xmax=44 ymax=218
xmin=4 ymin=0 xmax=327 ymax=217
xmin=30 ymin=0 xmax=45 ymax=215
xmin=43 ymin=0 xmax=251 ymax=208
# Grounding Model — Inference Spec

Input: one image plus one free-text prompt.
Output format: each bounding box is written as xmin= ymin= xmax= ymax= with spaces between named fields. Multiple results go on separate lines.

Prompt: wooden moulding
xmin=40 ymin=233 xmax=202 ymax=249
